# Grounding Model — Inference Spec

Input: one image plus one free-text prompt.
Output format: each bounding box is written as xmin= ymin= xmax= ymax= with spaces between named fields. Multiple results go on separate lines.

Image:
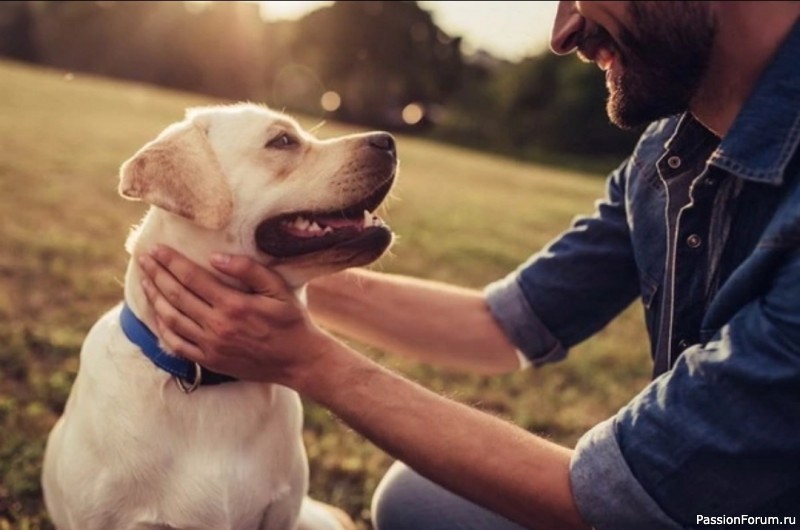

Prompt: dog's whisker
xmin=308 ymin=120 xmax=327 ymax=135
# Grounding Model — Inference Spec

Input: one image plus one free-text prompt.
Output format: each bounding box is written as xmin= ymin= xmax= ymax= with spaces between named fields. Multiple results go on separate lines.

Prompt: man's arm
xmin=307 ymin=269 xmax=521 ymax=374
xmin=298 ymin=336 xmax=588 ymax=530
xmin=138 ymin=247 xmax=590 ymax=530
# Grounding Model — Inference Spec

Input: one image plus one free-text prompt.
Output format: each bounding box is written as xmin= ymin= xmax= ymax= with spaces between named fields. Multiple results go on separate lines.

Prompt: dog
xmin=41 ymin=103 xmax=398 ymax=530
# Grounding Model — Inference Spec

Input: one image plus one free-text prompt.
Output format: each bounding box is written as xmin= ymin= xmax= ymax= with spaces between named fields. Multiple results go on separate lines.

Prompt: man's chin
xmin=608 ymin=102 xmax=660 ymax=130
xmin=606 ymin=80 xmax=686 ymax=130
xmin=607 ymin=92 xmax=643 ymax=130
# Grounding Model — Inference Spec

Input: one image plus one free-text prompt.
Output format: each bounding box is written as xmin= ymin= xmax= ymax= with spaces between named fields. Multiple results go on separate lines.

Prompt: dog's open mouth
xmin=255 ymin=178 xmax=394 ymax=258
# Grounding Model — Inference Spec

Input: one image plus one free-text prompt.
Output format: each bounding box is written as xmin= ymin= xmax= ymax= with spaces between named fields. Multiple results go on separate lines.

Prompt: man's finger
xmin=139 ymin=253 xmax=216 ymax=327
xmin=154 ymin=316 xmax=209 ymax=364
xmin=210 ymin=253 xmax=291 ymax=300
xmin=142 ymin=277 xmax=208 ymax=344
xmin=148 ymin=245 xmax=227 ymax=306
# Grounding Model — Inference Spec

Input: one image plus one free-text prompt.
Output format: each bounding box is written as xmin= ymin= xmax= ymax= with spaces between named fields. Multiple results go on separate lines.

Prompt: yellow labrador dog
xmin=42 ymin=103 xmax=397 ymax=530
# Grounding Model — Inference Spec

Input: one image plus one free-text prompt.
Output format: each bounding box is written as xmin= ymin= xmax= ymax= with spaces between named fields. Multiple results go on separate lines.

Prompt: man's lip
xmin=576 ymin=22 xmax=619 ymax=72
xmin=595 ymin=47 xmax=615 ymax=71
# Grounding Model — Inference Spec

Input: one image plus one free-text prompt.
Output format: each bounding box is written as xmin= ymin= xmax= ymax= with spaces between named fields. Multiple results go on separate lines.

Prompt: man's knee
xmin=371 ymin=462 xmax=425 ymax=530
xmin=371 ymin=461 xmax=529 ymax=530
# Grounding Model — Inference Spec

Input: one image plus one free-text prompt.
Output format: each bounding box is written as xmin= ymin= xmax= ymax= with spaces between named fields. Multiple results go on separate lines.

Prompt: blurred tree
xmin=0 ymin=2 xmax=38 ymax=62
xmin=430 ymin=52 xmax=507 ymax=147
xmin=0 ymin=1 xmax=639 ymax=165
xmin=28 ymin=1 xmax=269 ymax=101
xmin=285 ymin=1 xmax=463 ymax=128
xmin=435 ymin=51 xmax=638 ymax=163
xmin=184 ymin=1 xmax=269 ymax=100
xmin=30 ymin=2 xmax=195 ymax=85
xmin=505 ymin=53 xmax=638 ymax=158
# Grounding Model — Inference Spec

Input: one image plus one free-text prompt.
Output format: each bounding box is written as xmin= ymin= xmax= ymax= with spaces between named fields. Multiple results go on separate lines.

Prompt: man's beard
xmin=580 ymin=2 xmax=716 ymax=129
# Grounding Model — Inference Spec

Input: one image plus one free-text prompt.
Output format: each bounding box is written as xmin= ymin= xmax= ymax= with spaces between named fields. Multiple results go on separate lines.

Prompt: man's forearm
xmin=294 ymin=336 xmax=589 ymax=530
xmin=307 ymin=269 xmax=521 ymax=374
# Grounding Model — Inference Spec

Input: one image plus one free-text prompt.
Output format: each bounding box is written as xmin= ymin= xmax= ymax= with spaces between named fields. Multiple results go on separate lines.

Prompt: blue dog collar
xmin=119 ymin=302 xmax=237 ymax=392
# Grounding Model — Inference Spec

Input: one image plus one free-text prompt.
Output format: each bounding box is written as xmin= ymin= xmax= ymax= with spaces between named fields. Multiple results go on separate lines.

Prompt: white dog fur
xmin=42 ymin=103 xmax=397 ymax=530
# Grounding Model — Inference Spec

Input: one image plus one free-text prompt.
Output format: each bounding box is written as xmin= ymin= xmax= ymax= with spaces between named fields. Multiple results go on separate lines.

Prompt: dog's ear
xmin=118 ymin=120 xmax=233 ymax=230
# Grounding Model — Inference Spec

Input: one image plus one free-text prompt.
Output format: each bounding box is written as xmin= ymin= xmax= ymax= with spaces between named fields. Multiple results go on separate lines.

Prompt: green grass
xmin=0 ymin=58 xmax=652 ymax=529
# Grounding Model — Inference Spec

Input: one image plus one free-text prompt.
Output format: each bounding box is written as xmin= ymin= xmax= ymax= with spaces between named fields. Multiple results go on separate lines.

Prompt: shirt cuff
xmin=483 ymin=275 xmax=565 ymax=366
xmin=570 ymin=418 xmax=681 ymax=530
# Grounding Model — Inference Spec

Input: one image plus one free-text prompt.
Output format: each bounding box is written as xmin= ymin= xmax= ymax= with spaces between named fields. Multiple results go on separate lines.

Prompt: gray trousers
xmin=371 ymin=462 xmax=529 ymax=530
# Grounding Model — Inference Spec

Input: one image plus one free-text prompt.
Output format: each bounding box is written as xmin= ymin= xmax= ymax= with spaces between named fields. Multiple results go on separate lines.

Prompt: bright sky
xmin=257 ymin=1 xmax=559 ymax=61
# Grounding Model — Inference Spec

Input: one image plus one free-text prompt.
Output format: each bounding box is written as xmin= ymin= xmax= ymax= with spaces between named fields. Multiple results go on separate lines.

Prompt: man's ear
xmin=118 ymin=121 xmax=233 ymax=230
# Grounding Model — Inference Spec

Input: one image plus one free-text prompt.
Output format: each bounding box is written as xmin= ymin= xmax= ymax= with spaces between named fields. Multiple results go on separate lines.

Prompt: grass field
xmin=0 ymin=58 xmax=652 ymax=529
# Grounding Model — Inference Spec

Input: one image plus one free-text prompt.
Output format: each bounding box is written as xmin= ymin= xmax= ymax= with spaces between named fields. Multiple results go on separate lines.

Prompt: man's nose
xmin=550 ymin=1 xmax=584 ymax=55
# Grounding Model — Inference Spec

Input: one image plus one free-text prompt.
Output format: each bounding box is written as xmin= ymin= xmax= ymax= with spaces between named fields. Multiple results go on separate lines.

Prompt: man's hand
xmin=138 ymin=245 xmax=331 ymax=385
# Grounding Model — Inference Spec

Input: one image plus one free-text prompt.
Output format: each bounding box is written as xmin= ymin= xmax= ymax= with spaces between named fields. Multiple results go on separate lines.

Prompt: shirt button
xmin=686 ymin=234 xmax=702 ymax=248
xmin=667 ymin=155 xmax=682 ymax=169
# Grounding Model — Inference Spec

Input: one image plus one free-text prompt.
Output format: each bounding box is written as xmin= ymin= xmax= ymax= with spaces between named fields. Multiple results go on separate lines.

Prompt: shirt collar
xmin=708 ymin=21 xmax=800 ymax=185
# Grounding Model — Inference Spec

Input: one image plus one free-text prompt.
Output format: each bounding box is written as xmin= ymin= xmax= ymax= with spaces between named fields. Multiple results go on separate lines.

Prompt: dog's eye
xmin=266 ymin=133 xmax=297 ymax=149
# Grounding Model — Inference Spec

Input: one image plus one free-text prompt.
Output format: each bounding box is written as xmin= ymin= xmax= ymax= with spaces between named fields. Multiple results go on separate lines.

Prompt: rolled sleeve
xmin=570 ymin=418 xmax=681 ymax=530
xmin=483 ymin=163 xmax=641 ymax=365
xmin=484 ymin=274 xmax=565 ymax=365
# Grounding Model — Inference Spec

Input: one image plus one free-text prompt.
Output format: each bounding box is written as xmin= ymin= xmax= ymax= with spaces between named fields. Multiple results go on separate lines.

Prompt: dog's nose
xmin=368 ymin=132 xmax=396 ymax=157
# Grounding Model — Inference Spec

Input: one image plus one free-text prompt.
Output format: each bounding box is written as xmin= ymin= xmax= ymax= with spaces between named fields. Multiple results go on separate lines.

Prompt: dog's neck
xmin=124 ymin=210 xmax=230 ymax=335
xmin=124 ymin=209 xmax=306 ymax=345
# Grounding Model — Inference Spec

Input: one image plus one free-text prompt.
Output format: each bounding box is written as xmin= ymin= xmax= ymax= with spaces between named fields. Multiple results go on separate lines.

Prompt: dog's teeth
xmin=323 ymin=226 xmax=334 ymax=234
xmin=309 ymin=222 xmax=322 ymax=233
xmin=296 ymin=217 xmax=309 ymax=230
xmin=363 ymin=210 xmax=371 ymax=228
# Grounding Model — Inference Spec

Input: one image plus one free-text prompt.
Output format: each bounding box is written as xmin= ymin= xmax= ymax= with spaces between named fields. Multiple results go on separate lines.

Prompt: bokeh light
xmin=402 ymin=103 xmax=424 ymax=125
xmin=320 ymin=90 xmax=341 ymax=112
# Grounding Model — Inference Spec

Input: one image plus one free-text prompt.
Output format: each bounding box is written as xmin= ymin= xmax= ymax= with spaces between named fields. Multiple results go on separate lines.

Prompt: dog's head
xmin=119 ymin=103 xmax=397 ymax=287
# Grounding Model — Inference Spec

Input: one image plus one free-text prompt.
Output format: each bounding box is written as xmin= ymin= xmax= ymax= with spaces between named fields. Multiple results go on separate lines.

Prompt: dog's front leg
xmin=295 ymin=498 xmax=356 ymax=530
xmin=258 ymin=493 xmax=303 ymax=530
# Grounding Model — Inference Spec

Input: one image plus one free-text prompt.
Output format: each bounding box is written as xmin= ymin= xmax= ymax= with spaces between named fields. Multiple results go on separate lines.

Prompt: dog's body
xmin=42 ymin=103 xmax=397 ymax=530
xmin=43 ymin=304 xmax=308 ymax=529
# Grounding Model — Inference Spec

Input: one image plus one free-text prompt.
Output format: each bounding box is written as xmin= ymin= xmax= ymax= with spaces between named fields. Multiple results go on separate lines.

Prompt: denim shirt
xmin=484 ymin=22 xmax=800 ymax=528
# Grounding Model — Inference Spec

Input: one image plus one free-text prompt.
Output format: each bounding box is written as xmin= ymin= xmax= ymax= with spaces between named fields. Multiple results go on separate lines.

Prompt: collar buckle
xmin=175 ymin=362 xmax=203 ymax=394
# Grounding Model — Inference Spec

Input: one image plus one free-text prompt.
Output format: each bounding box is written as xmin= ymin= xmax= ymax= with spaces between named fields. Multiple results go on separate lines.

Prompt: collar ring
xmin=175 ymin=362 xmax=203 ymax=394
